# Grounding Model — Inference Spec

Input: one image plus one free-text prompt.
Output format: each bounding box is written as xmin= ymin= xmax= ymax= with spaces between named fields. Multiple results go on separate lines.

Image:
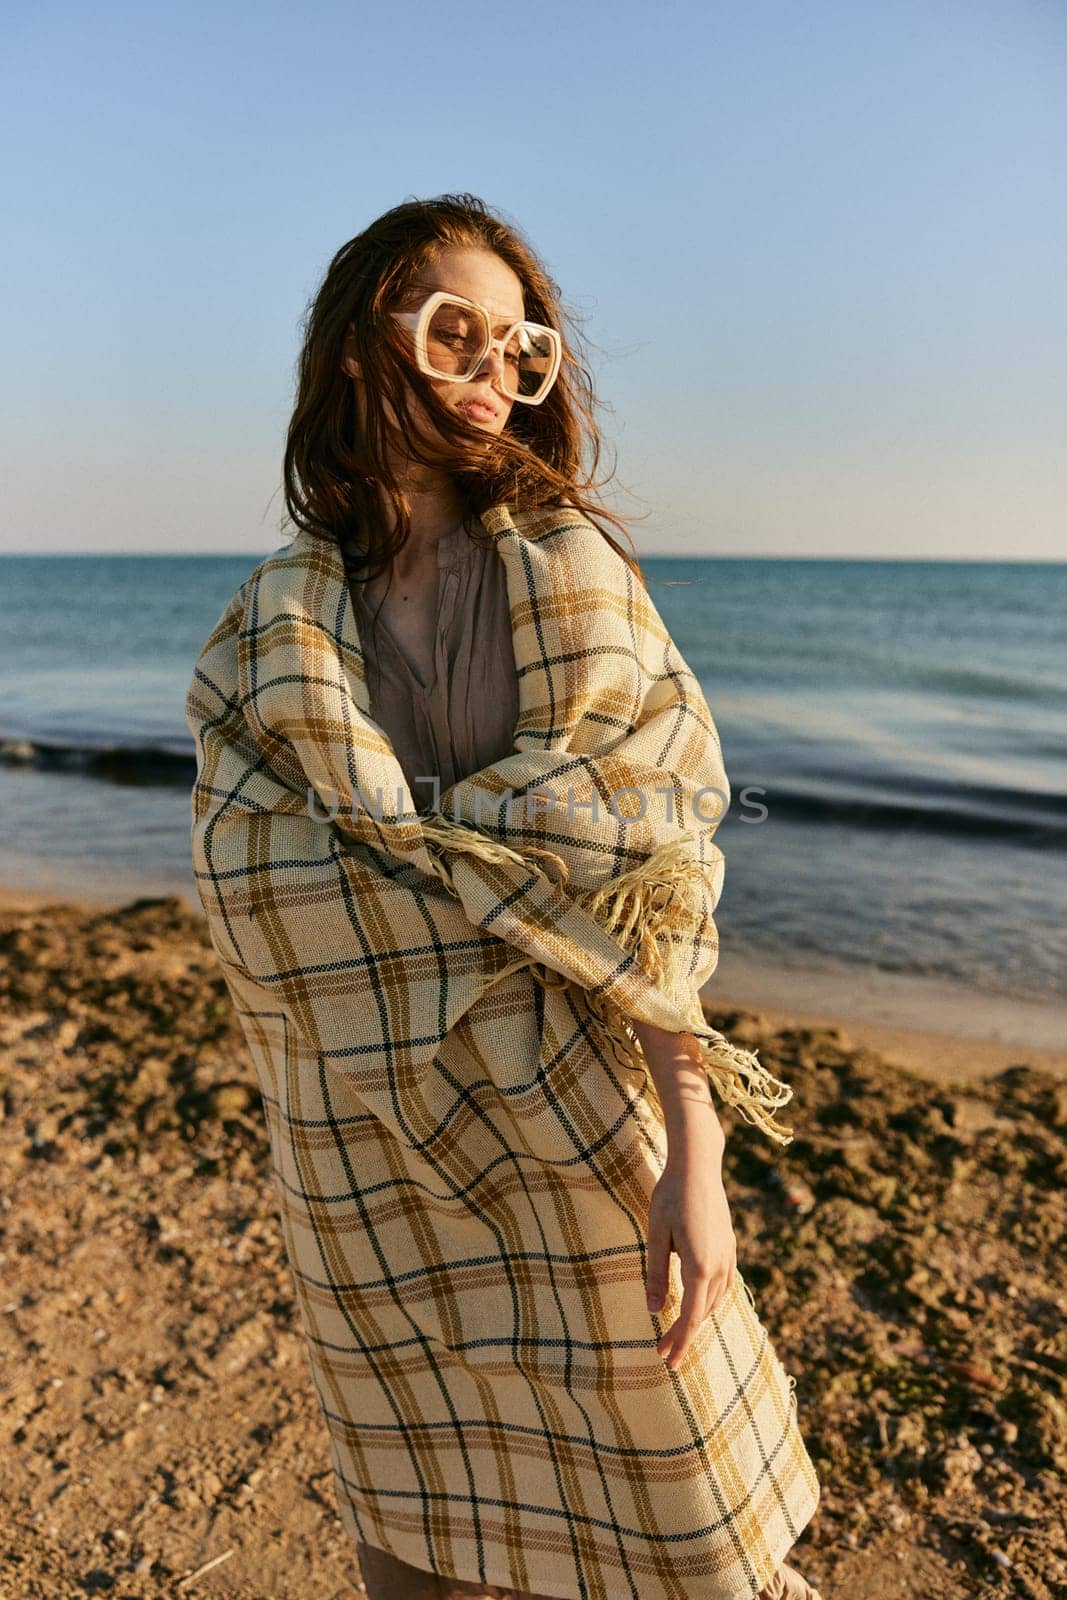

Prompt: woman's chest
xmin=360 ymin=565 xmax=442 ymax=688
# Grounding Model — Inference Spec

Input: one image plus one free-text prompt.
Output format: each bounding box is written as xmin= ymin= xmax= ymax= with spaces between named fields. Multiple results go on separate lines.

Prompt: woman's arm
xmin=631 ymin=1019 xmax=726 ymax=1156
xmin=631 ymin=1019 xmax=737 ymax=1373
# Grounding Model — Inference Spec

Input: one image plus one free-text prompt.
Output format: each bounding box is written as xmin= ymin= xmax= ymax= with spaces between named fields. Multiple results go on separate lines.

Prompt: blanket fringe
xmin=596 ymin=994 xmax=796 ymax=1149
xmin=421 ymin=813 xmax=573 ymax=891
xmin=420 ymin=813 xmax=795 ymax=1148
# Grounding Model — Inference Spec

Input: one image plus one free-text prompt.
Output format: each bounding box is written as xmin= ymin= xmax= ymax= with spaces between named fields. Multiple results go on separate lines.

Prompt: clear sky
xmin=3 ymin=0 xmax=1064 ymax=557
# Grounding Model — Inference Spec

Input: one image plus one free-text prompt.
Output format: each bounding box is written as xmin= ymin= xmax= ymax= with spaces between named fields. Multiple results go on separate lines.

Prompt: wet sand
xmin=1 ymin=889 xmax=1064 ymax=1597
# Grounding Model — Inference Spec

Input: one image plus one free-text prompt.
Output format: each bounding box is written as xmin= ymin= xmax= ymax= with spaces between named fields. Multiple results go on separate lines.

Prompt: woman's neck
xmin=382 ymin=479 xmax=467 ymax=577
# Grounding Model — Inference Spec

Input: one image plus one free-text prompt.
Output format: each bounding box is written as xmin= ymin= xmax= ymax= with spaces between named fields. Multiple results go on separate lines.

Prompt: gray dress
xmin=340 ymin=521 xmax=520 ymax=804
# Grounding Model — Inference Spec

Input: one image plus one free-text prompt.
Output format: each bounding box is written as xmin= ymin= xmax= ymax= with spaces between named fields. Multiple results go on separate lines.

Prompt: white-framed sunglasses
xmin=389 ymin=290 xmax=562 ymax=405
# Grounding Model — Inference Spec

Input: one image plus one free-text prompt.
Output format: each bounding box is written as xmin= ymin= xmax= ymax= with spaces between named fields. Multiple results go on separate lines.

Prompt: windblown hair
xmin=281 ymin=192 xmax=647 ymax=589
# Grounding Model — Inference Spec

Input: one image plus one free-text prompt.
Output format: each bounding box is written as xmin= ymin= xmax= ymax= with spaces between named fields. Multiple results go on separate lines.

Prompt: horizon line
xmin=1 ymin=548 xmax=1064 ymax=565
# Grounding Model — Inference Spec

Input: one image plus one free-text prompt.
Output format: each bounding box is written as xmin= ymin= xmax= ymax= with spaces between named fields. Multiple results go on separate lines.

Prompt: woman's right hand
xmin=646 ymin=1140 xmax=738 ymax=1372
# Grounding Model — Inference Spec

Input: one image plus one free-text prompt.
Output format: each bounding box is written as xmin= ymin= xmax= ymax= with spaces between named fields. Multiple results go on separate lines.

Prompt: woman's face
xmin=344 ymin=244 xmax=527 ymax=453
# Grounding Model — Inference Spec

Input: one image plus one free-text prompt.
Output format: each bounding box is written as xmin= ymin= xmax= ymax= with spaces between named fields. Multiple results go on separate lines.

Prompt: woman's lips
xmin=459 ymin=399 xmax=499 ymax=422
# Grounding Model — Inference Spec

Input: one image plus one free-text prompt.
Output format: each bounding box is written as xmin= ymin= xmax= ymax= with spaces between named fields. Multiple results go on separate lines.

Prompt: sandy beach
xmin=1 ymin=887 xmax=1064 ymax=1598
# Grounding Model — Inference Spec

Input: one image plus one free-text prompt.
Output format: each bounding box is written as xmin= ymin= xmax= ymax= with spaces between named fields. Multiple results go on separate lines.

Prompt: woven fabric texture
xmin=184 ymin=503 xmax=820 ymax=1600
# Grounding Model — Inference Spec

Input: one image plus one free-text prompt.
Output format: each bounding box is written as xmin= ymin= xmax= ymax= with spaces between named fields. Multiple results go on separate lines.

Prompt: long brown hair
xmin=281 ymin=193 xmax=648 ymax=590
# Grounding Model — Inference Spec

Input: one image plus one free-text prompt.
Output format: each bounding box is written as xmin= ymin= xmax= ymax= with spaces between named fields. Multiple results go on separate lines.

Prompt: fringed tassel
xmin=419 ymin=813 xmax=796 ymax=1148
xmin=572 ymin=833 xmax=715 ymax=999
xmin=421 ymin=812 xmax=572 ymax=891
xmin=585 ymin=983 xmax=796 ymax=1150
xmin=692 ymin=1035 xmax=795 ymax=1149
xmin=574 ymin=833 xmax=797 ymax=1148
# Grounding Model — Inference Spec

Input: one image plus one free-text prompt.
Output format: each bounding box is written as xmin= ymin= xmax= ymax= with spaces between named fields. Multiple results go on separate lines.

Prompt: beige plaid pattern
xmin=184 ymin=505 xmax=819 ymax=1599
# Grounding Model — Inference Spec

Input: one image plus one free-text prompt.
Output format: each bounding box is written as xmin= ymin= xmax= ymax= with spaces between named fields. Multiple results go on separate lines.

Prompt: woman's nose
xmin=474 ymin=344 xmax=506 ymax=382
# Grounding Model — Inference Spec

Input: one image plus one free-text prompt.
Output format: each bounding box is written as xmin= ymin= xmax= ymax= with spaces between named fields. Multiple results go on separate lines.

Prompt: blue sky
xmin=3 ymin=0 xmax=1064 ymax=557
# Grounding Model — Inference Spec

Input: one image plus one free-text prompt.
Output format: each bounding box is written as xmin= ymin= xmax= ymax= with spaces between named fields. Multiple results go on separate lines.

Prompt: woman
xmin=185 ymin=195 xmax=823 ymax=1600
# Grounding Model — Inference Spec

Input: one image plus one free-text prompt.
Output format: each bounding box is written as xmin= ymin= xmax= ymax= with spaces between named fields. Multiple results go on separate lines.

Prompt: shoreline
xmin=706 ymin=951 xmax=1067 ymax=1085
xmin=2 ymin=881 xmax=1063 ymax=1088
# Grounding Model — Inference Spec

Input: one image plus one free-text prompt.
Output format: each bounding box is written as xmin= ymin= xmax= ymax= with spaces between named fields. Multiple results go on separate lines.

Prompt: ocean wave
xmin=899 ymin=663 xmax=1066 ymax=702
xmin=0 ymin=735 xmax=195 ymax=787
xmin=4 ymin=732 xmax=1064 ymax=850
xmin=736 ymin=774 xmax=1067 ymax=848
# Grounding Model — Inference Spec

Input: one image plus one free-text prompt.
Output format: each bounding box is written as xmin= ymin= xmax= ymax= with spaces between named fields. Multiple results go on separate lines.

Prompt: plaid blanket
xmin=185 ymin=505 xmax=819 ymax=1599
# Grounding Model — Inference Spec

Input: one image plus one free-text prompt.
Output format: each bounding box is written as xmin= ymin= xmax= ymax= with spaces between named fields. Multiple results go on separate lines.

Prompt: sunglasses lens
xmin=502 ymin=325 xmax=557 ymax=401
xmin=422 ymin=299 xmax=557 ymax=402
xmin=424 ymin=300 xmax=489 ymax=377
